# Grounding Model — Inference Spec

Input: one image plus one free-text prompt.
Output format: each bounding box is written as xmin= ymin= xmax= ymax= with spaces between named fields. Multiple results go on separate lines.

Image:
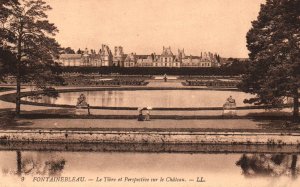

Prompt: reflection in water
xmin=236 ymin=154 xmax=299 ymax=179
xmin=1 ymin=150 xmax=299 ymax=187
xmin=23 ymin=90 xmax=254 ymax=107
xmin=2 ymin=151 xmax=66 ymax=177
xmin=26 ymin=95 xmax=59 ymax=105
xmin=17 ymin=151 xmax=21 ymax=176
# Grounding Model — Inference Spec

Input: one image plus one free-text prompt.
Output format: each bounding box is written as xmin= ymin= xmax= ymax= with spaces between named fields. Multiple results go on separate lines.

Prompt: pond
xmin=22 ymin=90 xmax=254 ymax=108
xmin=0 ymin=149 xmax=299 ymax=187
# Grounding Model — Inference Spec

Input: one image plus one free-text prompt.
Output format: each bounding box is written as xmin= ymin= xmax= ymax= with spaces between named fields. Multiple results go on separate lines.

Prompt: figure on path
xmin=163 ymin=74 xmax=167 ymax=82
xmin=137 ymin=107 xmax=151 ymax=121
xmin=137 ymin=108 xmax=144 ymax=121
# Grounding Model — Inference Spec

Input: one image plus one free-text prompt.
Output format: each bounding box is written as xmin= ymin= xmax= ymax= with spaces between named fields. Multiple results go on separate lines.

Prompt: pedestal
xmin=75 ymin=107 xmax=90 ymax=115
xmin=222 ymin=109 xmax=237 ymax=116
xmin=223 ymin=102 xmax=237 ymax=117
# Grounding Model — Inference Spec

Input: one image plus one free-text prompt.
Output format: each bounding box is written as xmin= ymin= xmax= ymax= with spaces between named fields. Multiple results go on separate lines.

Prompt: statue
xmin=75 ymin=94 xmax=90 ymax=115
xmin=227 ymin=95 xmax=236 ymax=104
xmin=76 ymin=94 xmax=88 ymax=107
xmin=223 ymin=95 xmax=236 ymax=116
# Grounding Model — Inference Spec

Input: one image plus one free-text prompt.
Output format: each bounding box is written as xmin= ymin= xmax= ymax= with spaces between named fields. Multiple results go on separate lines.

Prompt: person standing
xmin=164 ymin=74 xmax=167 ymax=82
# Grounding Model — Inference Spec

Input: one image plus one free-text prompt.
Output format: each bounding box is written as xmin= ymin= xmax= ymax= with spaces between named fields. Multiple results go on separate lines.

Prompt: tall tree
xmin=239 ymin=0 xmax=300 ymax=119
xmin=1 ymin=0 xmax=17 ymax=40
xmin=0 ymin=0 xmax=19 ymax=81
xmin=0 ymin=49 xmax=17 ymax=82
xmin=2 ymin=0 xmax=63 ymax=116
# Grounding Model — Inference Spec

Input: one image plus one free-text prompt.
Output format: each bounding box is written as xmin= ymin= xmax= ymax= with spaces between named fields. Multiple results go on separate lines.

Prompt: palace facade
xmin=58 ymin=44 xmax=113 ymax=67
xmin=58 ymin=45 xmax=221 ymax=68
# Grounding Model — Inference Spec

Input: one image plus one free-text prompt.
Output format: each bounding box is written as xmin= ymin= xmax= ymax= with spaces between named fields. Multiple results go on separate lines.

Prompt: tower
xmin=113 ymin=46 xmax=124 ymax=66
xmin=82 ymin=48 xmax=89 ymax=66
xmin=100 ymin=44 xmax=113 ymax=66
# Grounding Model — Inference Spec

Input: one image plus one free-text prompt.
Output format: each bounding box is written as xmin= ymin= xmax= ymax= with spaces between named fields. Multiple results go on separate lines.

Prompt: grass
xmin=0 ymin=87 xmax=15 ymax=92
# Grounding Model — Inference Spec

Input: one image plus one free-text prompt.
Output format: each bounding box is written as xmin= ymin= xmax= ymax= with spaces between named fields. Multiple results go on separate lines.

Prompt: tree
xmin=0 ymin=0 xmax=19 ymax=81
xmin=63 ymin=47 xmax=75 ymax=54
xmin=0 ymin=48 xmax=17 ymax=81
xmin=1 ymin=0 xmax=63 ymax=116
xmin=0 ymin=0 xmax=19 ymax=42
xmin=222 ymin=58 xmax=249 ymax=74
xmin=236 ymin=154 xmax=298 ymax=178
xmin=76 ymin=48 xmax=83 ymax=54
xmin=238 ymin=0 xmax=300 ymax=119
xmin=2 ymin=151 xmax=66 ymax=176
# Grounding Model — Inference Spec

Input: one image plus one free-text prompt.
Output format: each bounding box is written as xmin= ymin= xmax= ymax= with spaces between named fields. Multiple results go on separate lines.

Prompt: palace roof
xmin=161 ymin=47 xmax=174 ymax=56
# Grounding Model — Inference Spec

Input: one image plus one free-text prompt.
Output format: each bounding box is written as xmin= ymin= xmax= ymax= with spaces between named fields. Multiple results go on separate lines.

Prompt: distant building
xmin=124 ymin=53 xmax=137 ymax=67
xmin=59 ymin=54 xmax=82 ymax=66
xmin=99 ymin=44 xmax=113 ymax=66
xmin=82 ymin=48 xmax=90 ymax=66
xmin=113 ymin=46 xmax=125 ymax=66
xmin=58 ymin=45 xmax=113 ymax=67
xmin=58 ymin=45 xmax=221 ymax=68
xmin=159 ymin=46 xmax=174 ymax=67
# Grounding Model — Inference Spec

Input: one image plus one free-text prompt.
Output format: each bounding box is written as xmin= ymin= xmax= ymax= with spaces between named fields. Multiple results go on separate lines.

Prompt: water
xmin=0 ymin=148 xmax=299 ymax=187
xmin=23 ymin=90 xmax=253 ymax=108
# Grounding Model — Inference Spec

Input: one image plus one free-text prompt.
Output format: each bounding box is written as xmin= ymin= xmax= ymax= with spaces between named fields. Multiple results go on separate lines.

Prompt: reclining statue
xmin=76 ymin=94 xmax=88 ymax=107
xmin=223 ymin=96 xmax=236 ymax=109
xmin=75 ymin=94 xmax=90 ymax=115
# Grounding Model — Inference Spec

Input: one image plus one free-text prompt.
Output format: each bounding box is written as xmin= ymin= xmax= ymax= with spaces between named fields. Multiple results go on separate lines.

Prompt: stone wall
xmin=1 ymin=142 xmax=299 ymax=153
xmin=0 ymin=130 xmax=300 ymax=145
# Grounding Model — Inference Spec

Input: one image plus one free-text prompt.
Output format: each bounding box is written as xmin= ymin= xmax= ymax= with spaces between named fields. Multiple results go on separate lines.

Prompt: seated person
xmin=137 ymin=108 xmax=144 ymax=121
xmin=144 ymin=109 xmax=150 ymax=121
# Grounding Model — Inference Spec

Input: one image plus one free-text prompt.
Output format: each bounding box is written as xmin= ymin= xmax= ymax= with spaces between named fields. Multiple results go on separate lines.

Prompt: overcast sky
xmin=45 ymin=0 xmax=265 ymax=58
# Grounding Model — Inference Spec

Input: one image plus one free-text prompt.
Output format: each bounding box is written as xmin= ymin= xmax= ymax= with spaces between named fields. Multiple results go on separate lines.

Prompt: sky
xmin=45 ymin=0 xmax=266 ymax=58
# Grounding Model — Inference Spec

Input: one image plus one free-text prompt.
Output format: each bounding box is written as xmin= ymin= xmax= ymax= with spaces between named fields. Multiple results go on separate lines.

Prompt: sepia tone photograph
xmin=0 ymin=0 xmax=299 ymax=186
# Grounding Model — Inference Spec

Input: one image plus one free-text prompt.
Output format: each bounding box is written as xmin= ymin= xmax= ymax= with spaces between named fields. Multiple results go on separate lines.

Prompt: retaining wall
xmin=1 ymin=142 xmax=300 ymax=153
xmin=0 ymin=130 xmax=300 ymax=145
